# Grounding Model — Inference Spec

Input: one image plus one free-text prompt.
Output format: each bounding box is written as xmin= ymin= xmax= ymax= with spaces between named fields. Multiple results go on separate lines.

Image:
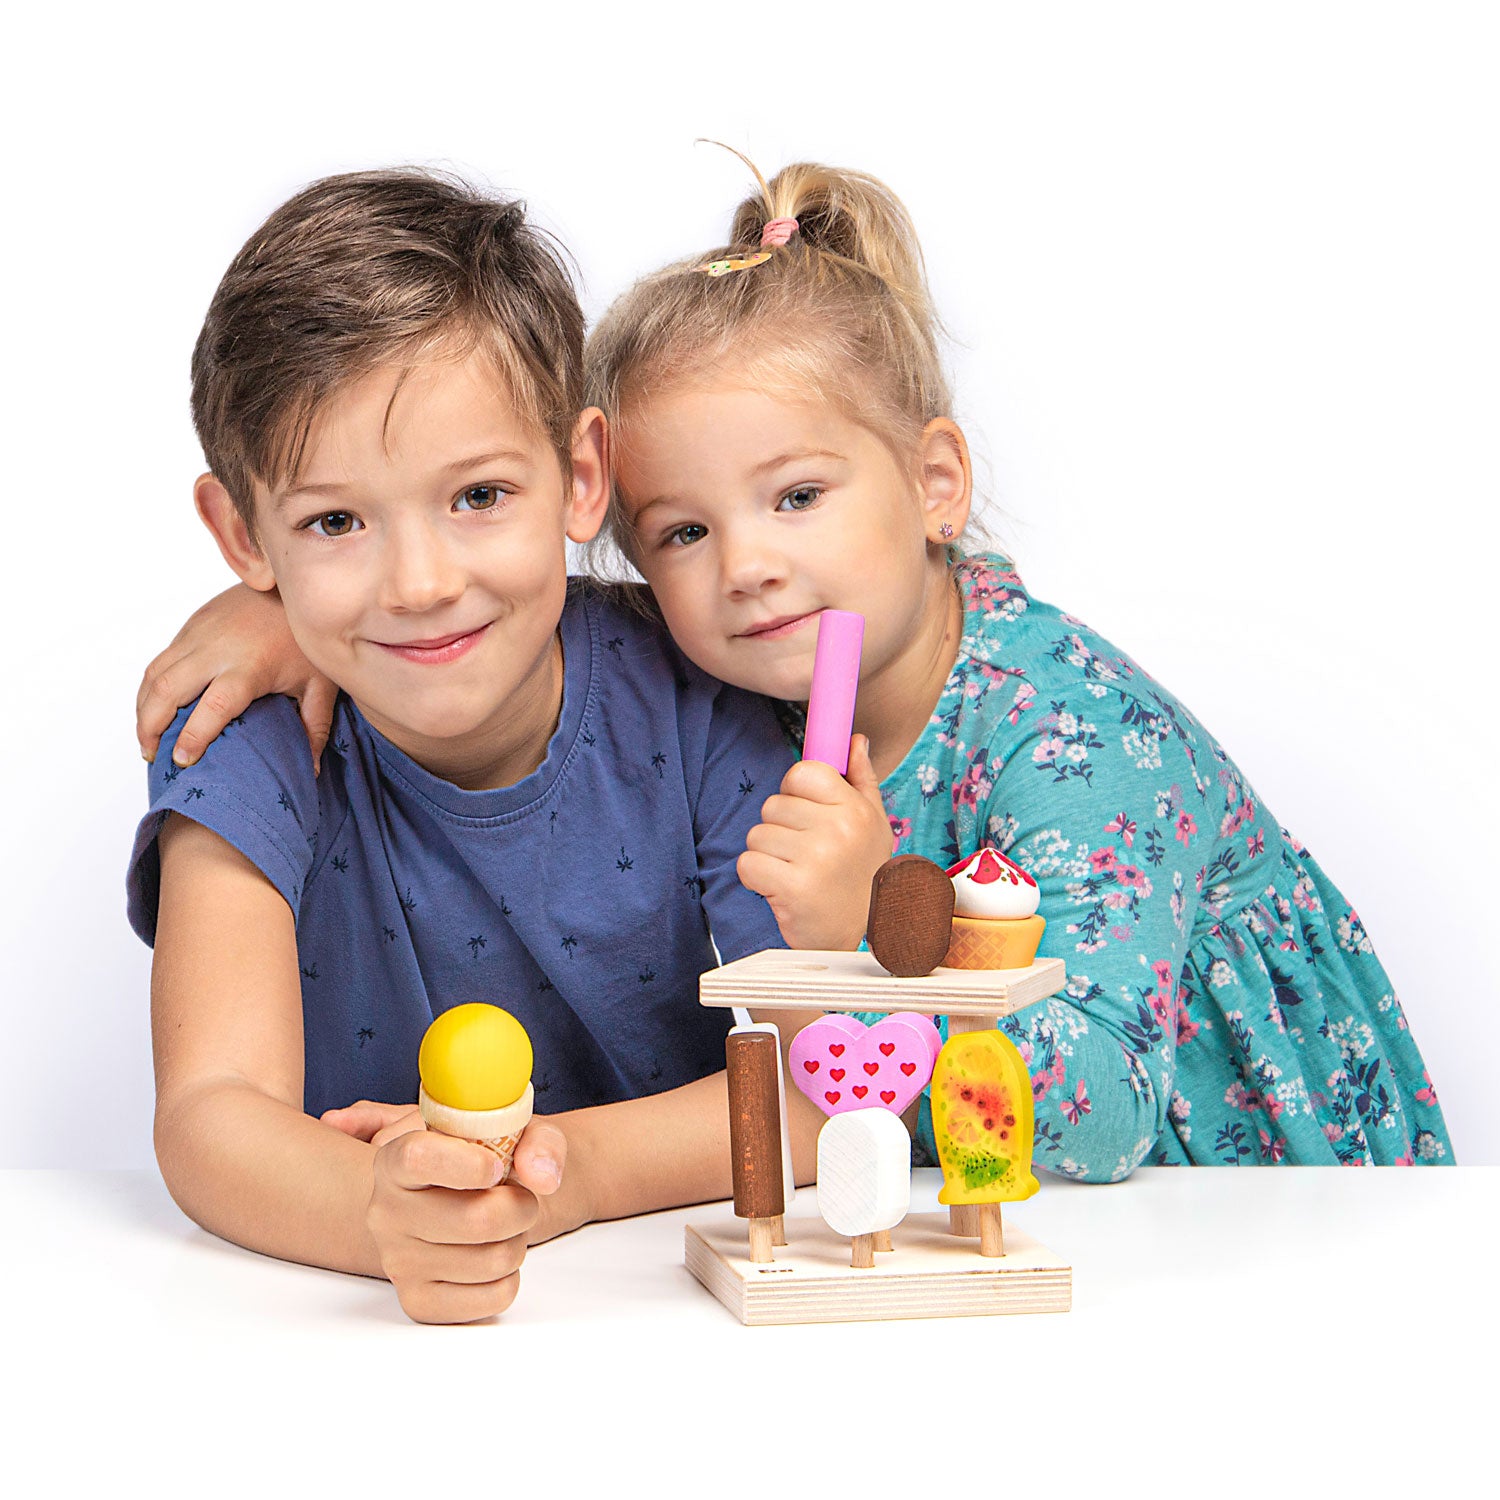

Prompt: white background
xmin=4 ymin=2 xmax=1495 ymax=1168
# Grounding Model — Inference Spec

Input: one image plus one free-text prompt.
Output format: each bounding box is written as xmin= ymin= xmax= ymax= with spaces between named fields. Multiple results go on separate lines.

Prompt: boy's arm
xmin=533 ymin=1006 xmax=824 ymax=1238
xmin=152 ymin=813 xmax=562 ymax=1323
xmin=136 ymin=583 xmax=336 ymax=770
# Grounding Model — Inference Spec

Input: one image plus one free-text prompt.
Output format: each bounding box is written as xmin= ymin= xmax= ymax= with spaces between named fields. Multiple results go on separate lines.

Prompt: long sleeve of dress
xmin=894 ymin=554 xmax=1452 ymax=1174
xmin=977 ymin=693 xmax=1208 ymax=1181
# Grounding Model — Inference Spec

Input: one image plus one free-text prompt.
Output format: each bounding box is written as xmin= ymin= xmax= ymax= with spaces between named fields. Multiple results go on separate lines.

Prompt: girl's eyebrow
xmin=752 ymin=448 xmax=846 ymax=476
xmin=624 ymin=448 xmax=848 ymax=523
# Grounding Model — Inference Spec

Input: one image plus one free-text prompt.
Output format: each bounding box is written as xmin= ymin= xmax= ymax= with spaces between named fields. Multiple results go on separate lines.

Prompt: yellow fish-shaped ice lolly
xmin=931 ymin=1029 xmax=1040 ymax=1205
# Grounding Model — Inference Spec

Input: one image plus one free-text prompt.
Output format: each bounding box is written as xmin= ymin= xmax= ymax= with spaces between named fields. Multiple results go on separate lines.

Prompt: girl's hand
xmin=136 ymin=583 xmax=337 ymax=772
xmin=364 ymin=1115 xmax=567 ymax=1325
xmin=737 ymin=734 xmax=895 ymax=950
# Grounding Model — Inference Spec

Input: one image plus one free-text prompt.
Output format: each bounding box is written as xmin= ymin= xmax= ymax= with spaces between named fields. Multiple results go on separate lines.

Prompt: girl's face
xmin=613 ymin=383 xmax=964 ymax=709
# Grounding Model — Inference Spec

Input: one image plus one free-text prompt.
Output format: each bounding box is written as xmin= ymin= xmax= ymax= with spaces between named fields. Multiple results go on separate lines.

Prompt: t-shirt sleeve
xmin=973 ymin=690 xmax=1207 ymax=1182
xmin=125 ymin=694 xmax=322 ymax=946
xmin=684 ymin=680 xmax=796 ymax=964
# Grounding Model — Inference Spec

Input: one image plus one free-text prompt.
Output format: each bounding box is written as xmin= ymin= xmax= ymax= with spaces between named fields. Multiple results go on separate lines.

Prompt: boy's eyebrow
xmin=276 ymin=448 xmax=535 ymax=507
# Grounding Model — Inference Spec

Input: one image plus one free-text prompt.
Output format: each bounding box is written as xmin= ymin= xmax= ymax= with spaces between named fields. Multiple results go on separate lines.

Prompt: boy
xmin=127 ymin=169 xmax=814 ymax=1324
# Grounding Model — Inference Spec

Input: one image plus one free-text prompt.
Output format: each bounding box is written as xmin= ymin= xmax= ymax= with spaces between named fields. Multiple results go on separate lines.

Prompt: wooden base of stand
xmin=685 ymin=1209 xmax=1071 ymax=1326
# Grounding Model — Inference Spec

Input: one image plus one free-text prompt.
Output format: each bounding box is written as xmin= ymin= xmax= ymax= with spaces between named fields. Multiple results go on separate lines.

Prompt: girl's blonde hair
xmin=585 ymin=148 xmax=953 ymax=571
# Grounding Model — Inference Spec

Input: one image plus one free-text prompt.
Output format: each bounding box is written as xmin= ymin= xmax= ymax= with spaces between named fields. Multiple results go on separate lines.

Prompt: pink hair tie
xmin=760 ymin=217 xmax=798 ymax=248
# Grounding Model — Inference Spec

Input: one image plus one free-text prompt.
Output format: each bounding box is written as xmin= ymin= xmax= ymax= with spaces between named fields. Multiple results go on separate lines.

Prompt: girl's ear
xmin=565 ymin=409 xmax=611 ymax=545
xmin=918 ymin=418 xmax=972 ymax=544
xmin=194 ymin=474 xmax=278 ymax=591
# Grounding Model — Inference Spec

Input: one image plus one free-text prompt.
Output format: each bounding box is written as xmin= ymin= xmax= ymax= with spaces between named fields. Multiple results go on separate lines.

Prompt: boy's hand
xmin=365 ymin=1116 xmax=567 ymax=1325
xmin=737 ymin=734 xmax=895 ymax=950
xmin=136 ymin=583 xmax=337 ymax=772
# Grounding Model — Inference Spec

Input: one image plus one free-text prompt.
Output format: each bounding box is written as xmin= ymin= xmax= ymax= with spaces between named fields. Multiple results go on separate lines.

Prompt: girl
xmin=140 ymin=156 xmax=1452 ymax=1177
xmin=583 ymin=153 xmax=1453 ymax=1174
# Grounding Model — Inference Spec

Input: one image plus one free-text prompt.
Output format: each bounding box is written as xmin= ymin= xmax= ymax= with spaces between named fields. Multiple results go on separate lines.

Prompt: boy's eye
xmin=307 ymin=511 xmax=361 ymax=537
xmin=455 ymin=484 xmax=504 ymax=512
xmin=776 ymin=486 xmax=823 ymax=513
xmin=667 ymin=523 xmax=709 ymax=548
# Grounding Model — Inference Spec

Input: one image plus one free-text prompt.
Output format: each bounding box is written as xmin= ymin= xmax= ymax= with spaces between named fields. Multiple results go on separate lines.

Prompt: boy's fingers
xmin=321 ymin=1100 xmax=418 ymax=1141
xmin=510 ymin=1119 xmax=566 ymax=1196
xmin=395 ymin=1271 xmax=521 ymax=1325
xmin=382 ymin=1128 xmax=513 ymax=1192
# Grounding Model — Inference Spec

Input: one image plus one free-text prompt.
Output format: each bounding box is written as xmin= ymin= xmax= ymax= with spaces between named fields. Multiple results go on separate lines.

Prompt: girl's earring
xmin=939 ymin=523 xmax=954 ymax=539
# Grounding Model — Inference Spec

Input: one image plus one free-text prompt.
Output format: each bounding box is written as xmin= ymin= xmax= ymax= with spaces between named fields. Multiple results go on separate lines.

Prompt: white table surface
xmin=5 ymin=1168 xmax=1494 ymax=1494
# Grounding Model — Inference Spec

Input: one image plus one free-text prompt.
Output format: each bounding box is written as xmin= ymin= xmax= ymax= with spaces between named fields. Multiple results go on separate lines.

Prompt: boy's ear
xmin=564 ymin=409 xmax=611 ymax=545
xmin=918 ymin=418 xmax=972 ymax=545
xmin=194 ymin=475 xmax=277 ymax=592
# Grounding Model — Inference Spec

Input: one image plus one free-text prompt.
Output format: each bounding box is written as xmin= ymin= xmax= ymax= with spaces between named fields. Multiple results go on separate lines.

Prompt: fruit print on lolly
xmin=931 ymin=1029 xmax=1040 ymax=1205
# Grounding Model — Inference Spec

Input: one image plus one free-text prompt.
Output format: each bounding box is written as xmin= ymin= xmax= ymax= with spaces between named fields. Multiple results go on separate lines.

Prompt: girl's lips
xmin=374 ymin=623 xmax=490 ymax=664
xmin=739 ymin=610 xmax=821 ymax=641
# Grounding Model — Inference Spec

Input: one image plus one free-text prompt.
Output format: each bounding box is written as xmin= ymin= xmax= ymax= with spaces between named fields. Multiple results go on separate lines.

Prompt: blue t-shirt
xmin=127 ymin=579 xmax=794 ymax=1119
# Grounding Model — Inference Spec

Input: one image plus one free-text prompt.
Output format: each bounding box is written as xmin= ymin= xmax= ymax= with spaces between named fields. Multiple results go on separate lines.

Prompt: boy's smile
xmin=203 ymin=350 xmax=606 ymax=790
xmin=613 ymin=384 xmax=967 ymax=775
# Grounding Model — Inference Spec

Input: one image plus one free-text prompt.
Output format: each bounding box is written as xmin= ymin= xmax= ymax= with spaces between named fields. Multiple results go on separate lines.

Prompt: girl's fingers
xmin=137 ymin=650 xmax=198 ymax=754
xmin=298 ymin=675 xmax=339 ymax=774
xmin=171 ymin=674 xmax=258 ymax=766
xmin=743 ymin=821 xmax=803 ymax=864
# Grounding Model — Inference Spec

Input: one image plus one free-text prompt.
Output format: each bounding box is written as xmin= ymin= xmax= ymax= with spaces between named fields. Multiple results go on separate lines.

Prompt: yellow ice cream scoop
xmin=419 ymin=1004 xmax=533 ymax=1112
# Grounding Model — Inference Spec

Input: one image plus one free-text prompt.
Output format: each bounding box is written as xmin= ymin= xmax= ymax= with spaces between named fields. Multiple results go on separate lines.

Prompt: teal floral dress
xmin=880 ymin=554 xmax=1451 ymax=1177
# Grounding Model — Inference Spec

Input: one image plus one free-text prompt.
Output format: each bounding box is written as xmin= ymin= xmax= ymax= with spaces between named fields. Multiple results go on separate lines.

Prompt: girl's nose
xmin=719 ymin=525 xmax=788 ymax=598
xmin=378 ymin=517 xmax=465 ymax=614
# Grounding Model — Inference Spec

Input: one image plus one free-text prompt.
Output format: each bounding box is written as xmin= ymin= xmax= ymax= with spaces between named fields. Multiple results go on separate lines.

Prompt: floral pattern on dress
xmin=881 ymin=554 xmax=1452 ymax=1177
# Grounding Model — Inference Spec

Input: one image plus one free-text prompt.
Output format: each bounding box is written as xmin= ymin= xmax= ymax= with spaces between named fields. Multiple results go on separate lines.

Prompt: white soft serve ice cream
xmin=945 ymin=849 xmax=1041 ymax=920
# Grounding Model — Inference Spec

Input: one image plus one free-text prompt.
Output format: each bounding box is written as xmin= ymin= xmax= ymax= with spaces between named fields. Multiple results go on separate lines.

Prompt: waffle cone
xmin=418 ymin=1082 xmax=534 ymax=1183
xmin=942 ymin=914 xmax=1045 ymax=970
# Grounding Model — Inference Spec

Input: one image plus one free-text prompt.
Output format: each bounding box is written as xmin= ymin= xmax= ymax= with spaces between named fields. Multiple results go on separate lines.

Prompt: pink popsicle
xmin=802 ymin=610 xmax=864 ymax=775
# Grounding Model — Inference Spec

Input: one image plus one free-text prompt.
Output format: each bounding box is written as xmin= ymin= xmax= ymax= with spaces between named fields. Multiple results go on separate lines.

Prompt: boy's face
xmin=224 ymin=352 xmax=603 ymax=786
xmin=613 ymin=383 xmax=949 ymax=707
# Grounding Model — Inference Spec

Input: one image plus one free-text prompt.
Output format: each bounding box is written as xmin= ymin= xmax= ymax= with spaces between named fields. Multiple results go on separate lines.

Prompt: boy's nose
xmin=378 ymin=519 xmax=465 ymax=614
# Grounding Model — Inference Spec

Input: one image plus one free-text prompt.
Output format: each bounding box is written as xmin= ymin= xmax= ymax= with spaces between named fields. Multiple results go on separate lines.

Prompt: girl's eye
xmin=455 ymin=484 xmax=504 ymax=512
xmin=307 ymin=511 xmax=361 ymax=537
xmin=776 ymin=486 xmax=823 ymax=513
xmin=666 ymin=523 xmax=709 ymax=548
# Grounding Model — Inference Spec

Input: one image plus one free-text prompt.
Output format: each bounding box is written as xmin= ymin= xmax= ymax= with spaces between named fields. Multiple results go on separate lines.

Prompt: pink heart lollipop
xmin=789 ymin=1014 xmax=939 ymax=1117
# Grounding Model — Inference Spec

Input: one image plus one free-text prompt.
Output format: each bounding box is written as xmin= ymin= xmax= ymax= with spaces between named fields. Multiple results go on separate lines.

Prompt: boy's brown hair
xmin=192 ymin=168 xmax=584 ymax=539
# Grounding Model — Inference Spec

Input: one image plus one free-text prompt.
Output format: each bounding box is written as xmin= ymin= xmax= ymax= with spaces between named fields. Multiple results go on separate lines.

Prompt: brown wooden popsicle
xmin=725 ymin=1030 xmax=785 ymax=1262
xmin=866 ymin=854 xmax=955 ymax=978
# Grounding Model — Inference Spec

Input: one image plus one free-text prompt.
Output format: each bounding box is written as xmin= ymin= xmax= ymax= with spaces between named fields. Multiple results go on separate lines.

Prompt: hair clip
xmin=697 ymin=251 xmax=773 ymax=278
